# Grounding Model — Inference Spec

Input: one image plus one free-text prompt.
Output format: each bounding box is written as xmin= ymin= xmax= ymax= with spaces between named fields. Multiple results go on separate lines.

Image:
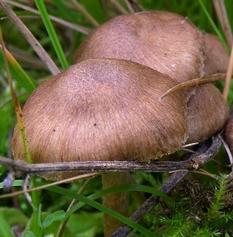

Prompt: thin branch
xmin=223 ymin=44 xmax=233 ymax=100
xmin=0 ymin=156 xmax=191 ymax=174
xmin=0 ymin=136 xmax=222 ymax=175
xmin=111 ymin=171 xmax=187 ymax=237
xmin=111 ymin=135 xmax=222 ymax=237
xmin=213 ymin=0 xmax=233 ymax=48
xmin=0 ymin=0 xmax=60 ymax=75
xmin=6 ymin=0 xmax=90 ymax=34
xmin=70 ymin=0 xmax=99 ymax=27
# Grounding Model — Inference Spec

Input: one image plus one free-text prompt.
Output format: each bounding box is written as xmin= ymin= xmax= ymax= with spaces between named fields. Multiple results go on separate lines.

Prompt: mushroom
xmin=187 ymin=33 xmax=229 ymax=142
xmin=75 ymin=11 xmax=205 ymax=83
xmin=203 ymin=33 xmax=229 ymax=75
xmin=12 ymin=58 xmax=188 ymax=236
xmin=187 ymin=84 xmax=229 ymax=143
xmin=74 ymin=10 xmax=229 ymax=144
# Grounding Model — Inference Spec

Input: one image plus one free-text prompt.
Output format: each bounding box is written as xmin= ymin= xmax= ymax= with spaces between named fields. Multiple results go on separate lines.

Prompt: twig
xmin=111 ymin=171 xmax=187 ymax=237
xmin=5 ymin=0 xmax=90 ymax=34
xmin=223 ymin=44 xmax=233 ymax=100
xmin=70 ymin=0 xmax=99 ymax=27
xmin=0 ymin=136 xmax=222 ymax=174
xmin=111 ymin=135 xmax=222 ymax=237
xmin=0 ymin=156 xmax=191 ymax=173
xmin=0 ymin=156 xmax=215 ymax=174
xmin=213 ymin=0 xmax=233 ymax=48
xmin=0 ymin=0 xmax=60 ymax=75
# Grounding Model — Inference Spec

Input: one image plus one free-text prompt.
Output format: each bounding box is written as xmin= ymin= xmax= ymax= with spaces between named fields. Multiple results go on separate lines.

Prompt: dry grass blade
xmin=0 ymin=173 xmax=98 ymax=200
xmin=191 ymin=169 xmax=219 ymax=180
xmin=9 ymin=46 xmax=47 ymax=70
xmin=0 ymin=29 xmax=31 ymax=164
xmin=110 ymin=0 xmax=128 ymax=14
xmin=0 ymin=44 xmax=36 ymax=91
xmin=125 ymin=0 xmax=144 ymax=11
xmin=123 ymin=0 xmax=135 ymax=13
xmin=160 ymin=73 xmax=225 ymax=100
xmin=6 ymin=0 xmax=90 ymax=34
xmin=0 ymin=0 xmax=60 ymax=75
xmin=223 ymin=44 xmax=233 ymax=100
xmin=213 ymin=0 xmax=233 ymax=48
xmin=70 ymin=0 xmax=99 ymax=27
xmin=219 ymin=136 xmax=233 ymax=172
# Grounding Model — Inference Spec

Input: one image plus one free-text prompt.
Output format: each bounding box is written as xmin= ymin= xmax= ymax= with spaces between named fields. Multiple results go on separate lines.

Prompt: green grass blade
xmin=73 ymin=193 xmax=154 ymax=237
xmin=0 ymin=214 xmax=14 ymax=237
xmin=35 ymin=0 xmax=69 ymax=69
xmin=70 ymin=184 xmax=172 ymax=213
xmin=48 ymin=185 xmax=157 ymax=236
xmin=48 ymin=184 xmax=166 ymax=236
xmin=0 ymin=50 xmax=36 ymax=92
xmin=198 ymin=0 xmax=228 ymax=51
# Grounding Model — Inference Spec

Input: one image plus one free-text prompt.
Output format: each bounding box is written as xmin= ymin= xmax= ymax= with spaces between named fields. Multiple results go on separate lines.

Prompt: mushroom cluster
xmin=12 ymin=11 xmax=229 ymax=237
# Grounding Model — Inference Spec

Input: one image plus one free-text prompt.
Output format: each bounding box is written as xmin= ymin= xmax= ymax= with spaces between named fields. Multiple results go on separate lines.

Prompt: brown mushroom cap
xmin=203 ymin=33 xmax=229 ymax=75
xmin=75 ymin=11 xmax=205 ymax=82
xmin=187 ymin=84 xmax=229 ymax=143
xmin=12 ymin=58 xmax=188 ymax=163
xmin=186 ymin=33 xmax=229 ymax=143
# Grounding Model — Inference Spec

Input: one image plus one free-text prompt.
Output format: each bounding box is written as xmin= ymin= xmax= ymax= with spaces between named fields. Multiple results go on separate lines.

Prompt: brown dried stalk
xmin=160 ymin=73 xmax=225 ymax=100
xmin=0 ymin=0 xmax=60 ymax=75
xmin=223 ymin=44 xmax=233 ymax=100
xmin=213 ymin=0 xmax=233 ymax=48
xmin=6 ymin=0 xmax=90 ymax=34
xmin=70 ymin=0 xmax=99 ymax=27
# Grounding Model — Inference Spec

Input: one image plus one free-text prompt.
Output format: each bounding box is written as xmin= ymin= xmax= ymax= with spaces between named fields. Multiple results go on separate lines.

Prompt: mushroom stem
xmin=102 ymin=172 xmax=131 ymax=237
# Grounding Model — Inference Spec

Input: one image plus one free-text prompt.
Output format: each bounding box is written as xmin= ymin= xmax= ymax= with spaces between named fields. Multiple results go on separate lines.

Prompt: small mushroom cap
xmin=203 ymin=33 xmax=229 ymax=75
xmin=187 ymin=84 xmax=229 ymax=143
xmin=75 ymin=11 xmax=205 ymax=82
xmin=12 ymin=58 xmax=187 ymax=163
